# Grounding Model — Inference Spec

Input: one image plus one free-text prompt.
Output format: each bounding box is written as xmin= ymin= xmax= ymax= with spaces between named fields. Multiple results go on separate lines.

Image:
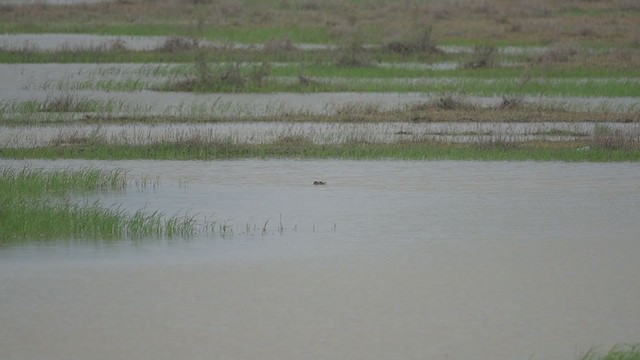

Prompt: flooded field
xmin=1 ymin=159 xmax=640 ymax=360
xmin=2 ymin=1 xmax=640 ymax=357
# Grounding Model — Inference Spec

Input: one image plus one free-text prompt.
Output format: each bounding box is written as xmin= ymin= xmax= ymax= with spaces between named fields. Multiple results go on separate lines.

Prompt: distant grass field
xmin=0 ymin=0 xmax=638 ymax=162
xmin=1 ymin=0 xmax=639 ymax=48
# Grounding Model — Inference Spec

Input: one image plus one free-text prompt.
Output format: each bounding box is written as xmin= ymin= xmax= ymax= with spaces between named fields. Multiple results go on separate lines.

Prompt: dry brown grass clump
xmin=411 ymin=94 xmax=477 ymax=111
xmin=464 ymin=45 xmax=498 ymax=69
xmin=592 ymin=125 xmax=640 ymax=150
xmin=384 ymin=26 xmax=440 ymax=55
xmin=272 ymin=134 xmax=313 ymax=147
xmin=496 ymin=96 xmax=525 ymax=110
xmin=263 ymin=37 xmax=296 ymax=53
xmin=335 ymin=34 xmax=371 ymax=67
xmin=533 ymin=43 xmax=579 ymax=65
xmin=168 ymin=61 xmax=272 ymax=92
xmin=160 ymin=37 xmax=199 ymax=53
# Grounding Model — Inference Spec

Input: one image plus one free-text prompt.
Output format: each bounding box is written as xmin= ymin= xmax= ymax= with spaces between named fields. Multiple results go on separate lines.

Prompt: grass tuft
xmin=581 ymin=344 xmax=640 ymax=360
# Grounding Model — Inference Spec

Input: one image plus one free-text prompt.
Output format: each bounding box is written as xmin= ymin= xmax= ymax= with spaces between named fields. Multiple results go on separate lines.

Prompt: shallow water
xmin=0 ymin=33 xmax=206 ymax=51
xmin=1 ymin=159 xmax=640 ymax=360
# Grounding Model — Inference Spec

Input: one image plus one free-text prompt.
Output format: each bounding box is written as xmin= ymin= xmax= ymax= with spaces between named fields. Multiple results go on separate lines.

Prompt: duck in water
xmin=313 ymin=181 xmax=326 ymax=185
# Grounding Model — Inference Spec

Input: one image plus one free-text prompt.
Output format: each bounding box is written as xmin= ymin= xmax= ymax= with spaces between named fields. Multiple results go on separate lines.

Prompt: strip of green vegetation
xmin=283 ymin=65 xmax=640 ymax=80
xmin=140 ymin=62 xmax=640 ymax=80
xmin=155 ymin=76 xmax=640 ymax=97
xmin=1 ymin=142 xmax=638 ymax=162
xmin=0 ymin=167 xmax=197 ymax=241
xmin=5 ymin=69 xmax=635 ymax=97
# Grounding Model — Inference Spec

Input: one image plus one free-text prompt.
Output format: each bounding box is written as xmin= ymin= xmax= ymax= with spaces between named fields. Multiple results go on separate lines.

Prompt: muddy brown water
xmin=1 ymin=159 xmax=639 ymax=360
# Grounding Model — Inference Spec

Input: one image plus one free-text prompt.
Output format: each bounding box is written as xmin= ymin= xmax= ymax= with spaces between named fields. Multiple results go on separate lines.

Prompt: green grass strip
xmin=1 ymin=142 xmax=638 ymax=162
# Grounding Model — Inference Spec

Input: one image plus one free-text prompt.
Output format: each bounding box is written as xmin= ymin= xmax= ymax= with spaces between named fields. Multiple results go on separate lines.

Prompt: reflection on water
xmin=1 ymin=159 xmax=640 ymax=360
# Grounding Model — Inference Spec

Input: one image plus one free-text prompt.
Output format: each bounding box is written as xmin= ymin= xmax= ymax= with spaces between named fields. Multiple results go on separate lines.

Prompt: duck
xmin=313 ymin=181 xmax=326 ymax=185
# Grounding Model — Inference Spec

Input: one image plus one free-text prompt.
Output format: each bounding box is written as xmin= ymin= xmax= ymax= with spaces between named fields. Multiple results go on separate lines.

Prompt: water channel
xmin=1 ymin=159 xmax=639 ymax=360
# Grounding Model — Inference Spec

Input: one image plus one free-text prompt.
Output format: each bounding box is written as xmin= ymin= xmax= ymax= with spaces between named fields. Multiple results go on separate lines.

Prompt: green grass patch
xmin=0 ymin=167 xmax=198 ymax=242
xmin=1 ymin=167 xmax=128 ymax=197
